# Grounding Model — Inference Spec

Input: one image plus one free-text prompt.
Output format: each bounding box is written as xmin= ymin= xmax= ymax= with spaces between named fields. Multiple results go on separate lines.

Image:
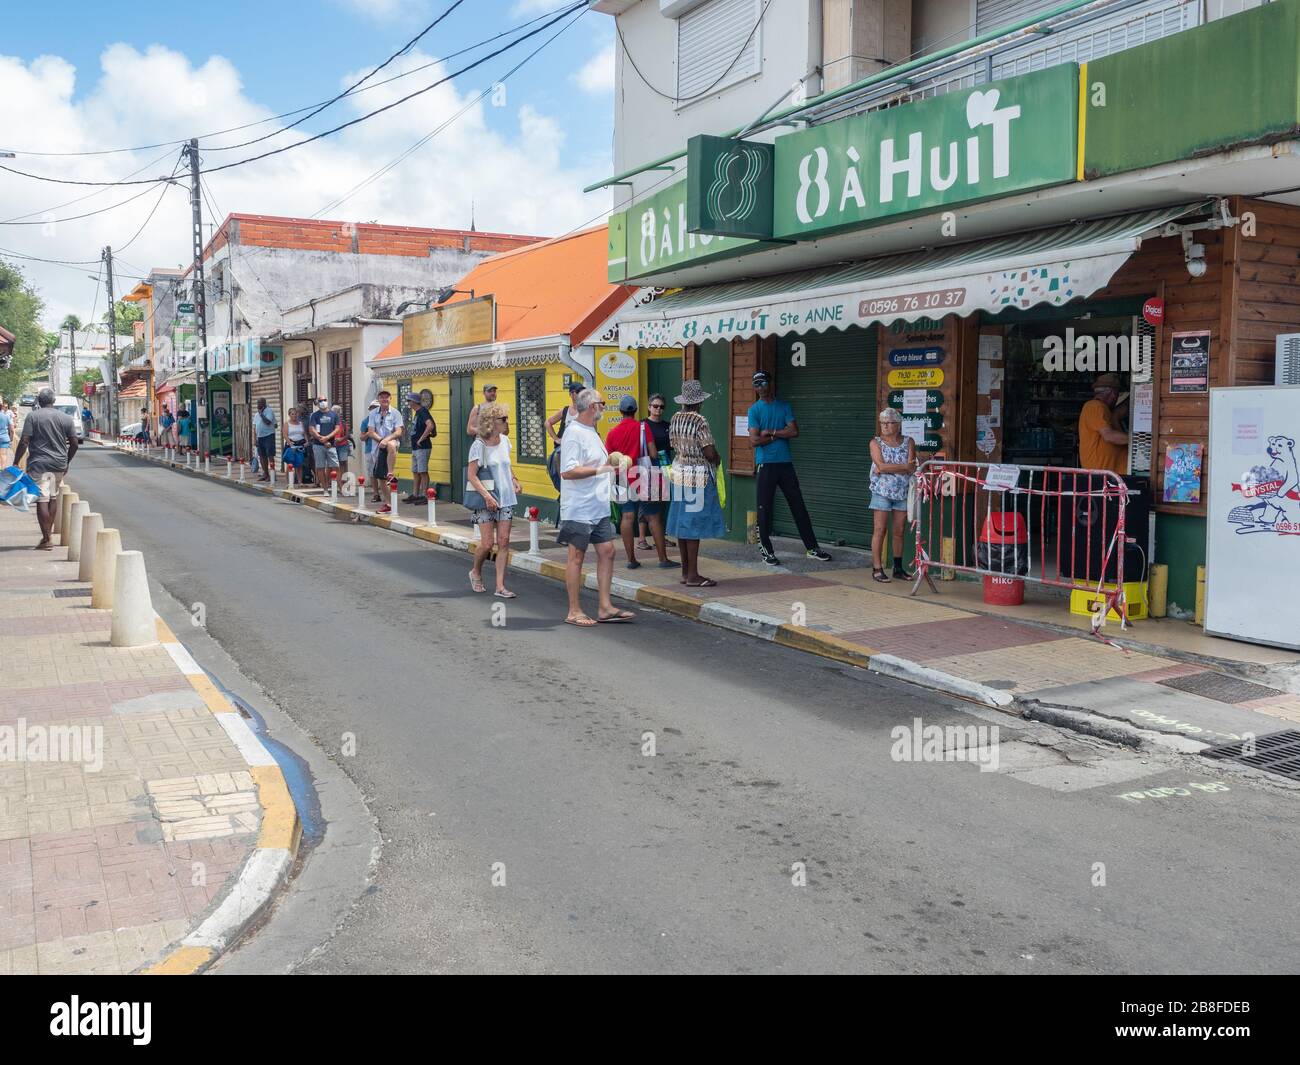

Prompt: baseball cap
xmin=752 ymin=371 xmax=770 ymax=385
xmin=1094 ymin=373 xmax=1122 ymax=390
xmin=618 ymin=395 xmax=638 ymax=414
xmin=567 ymin=380 xmax=583 ymax=392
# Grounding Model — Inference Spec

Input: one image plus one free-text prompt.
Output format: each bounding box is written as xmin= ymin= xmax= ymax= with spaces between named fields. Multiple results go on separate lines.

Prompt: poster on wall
xmin=210 ymin=388 xmax=232 ymax=455
xmin=1162 ymin=442 xmax=1203 ymax=503
xmin=1170 ymin=331 xmax=1210 ymax=393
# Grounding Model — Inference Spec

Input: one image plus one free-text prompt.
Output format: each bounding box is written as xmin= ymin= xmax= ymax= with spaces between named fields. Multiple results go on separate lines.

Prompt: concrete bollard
xmin=527 ymin=505 xmax=540 ymax=555
xmin=238 ymin=461 xmax=246 ymax=483
xmin=204 ymin=453 xmax=211 ymax=475
xmin=91 ymin=528 xmax=123 ymax=610
xmin=66 ymin=500 xmax=90 ymax=562
xmin=57 ymin=490 xmax=78 ymax=544
xmin=330 ymin=470 xmax=339 ymax=502
xmin=426 ymin=488 xmax=437 ymax=526
xmin=52 ymin=485 xmax=69 ymax=536
xmin=110 ymin=551 xmax=157 ymax=648
xmin=78 ymin=513 xmax=103 ymax=583
xmin=226 ymin=458 xmax=233 ymax=478
xmin=389 ymin=477 xmax=399 ymax=513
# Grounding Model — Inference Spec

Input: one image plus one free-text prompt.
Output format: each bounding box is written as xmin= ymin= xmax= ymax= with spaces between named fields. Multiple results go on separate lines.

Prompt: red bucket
xmin=983 ymin=574 xmax=1025 ymax=606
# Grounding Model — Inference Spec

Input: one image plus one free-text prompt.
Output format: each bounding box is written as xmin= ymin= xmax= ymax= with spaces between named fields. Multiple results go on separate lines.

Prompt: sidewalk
xmin=0 ymin=491 xmax=298 ymax=974
xmin=123 ymin=444 xmax=1300 ymax=753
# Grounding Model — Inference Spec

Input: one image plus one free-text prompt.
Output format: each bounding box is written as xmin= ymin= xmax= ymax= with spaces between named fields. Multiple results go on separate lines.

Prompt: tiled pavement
xmin=0 ymin=500 xmax=260 ymax=974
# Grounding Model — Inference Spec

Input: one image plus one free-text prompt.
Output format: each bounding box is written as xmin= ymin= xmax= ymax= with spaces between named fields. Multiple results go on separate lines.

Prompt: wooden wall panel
xmin=729 ymin=337 xmax=759 ymax=475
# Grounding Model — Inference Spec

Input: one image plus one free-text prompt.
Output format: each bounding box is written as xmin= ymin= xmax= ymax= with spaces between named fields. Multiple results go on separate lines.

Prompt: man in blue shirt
xmin=747 ymin=370 xmax=831 ymax=566
xmin=254 ymin=398 xmax=277 ymax=482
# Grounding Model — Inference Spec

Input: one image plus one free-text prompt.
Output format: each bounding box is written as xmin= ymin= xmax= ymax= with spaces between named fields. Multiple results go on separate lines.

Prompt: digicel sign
xmin=1143 ymin=297 xmax=1165 ymax=325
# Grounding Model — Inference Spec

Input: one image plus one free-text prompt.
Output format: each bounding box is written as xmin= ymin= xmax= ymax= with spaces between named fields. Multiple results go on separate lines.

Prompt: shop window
xmin=676 ymin=0 xmax=762 ymax=102
xmin=294 ymin=356 xmax=312 ymax=409
xmin=329 ymin=348 xmax=352 ymax=429
xmin=515 ymin=370 xmax=547 ymax=465
xmin=396 ymin=379 xmax=413 ymax=453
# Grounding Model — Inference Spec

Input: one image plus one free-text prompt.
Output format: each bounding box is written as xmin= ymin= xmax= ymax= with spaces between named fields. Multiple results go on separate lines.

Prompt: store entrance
xmin=1001 ymin=313 xmax=1134 ymax=468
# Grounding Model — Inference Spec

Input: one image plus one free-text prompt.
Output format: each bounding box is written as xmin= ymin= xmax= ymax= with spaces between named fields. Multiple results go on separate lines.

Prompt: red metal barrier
xmin=912 ymin=459 xmax=1132 ymax=627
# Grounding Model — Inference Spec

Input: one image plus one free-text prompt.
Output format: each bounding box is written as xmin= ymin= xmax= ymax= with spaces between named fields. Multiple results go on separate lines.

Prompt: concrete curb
xmin=140 ymin=615 xmax=302 ymax=975
xmin=103 ymin=444 xmax=1092 ymax=723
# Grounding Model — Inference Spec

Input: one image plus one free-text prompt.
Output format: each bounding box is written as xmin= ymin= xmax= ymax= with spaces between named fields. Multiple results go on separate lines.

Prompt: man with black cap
xmin=466 ymin=383 xmax=499 ymax=438
xmin=748 ymin=370 xmax=832 ymax=565
xmin=1078 ymin=372 xmax=1128 ymax=475
xmin=404 ymin=391 xmax=436 ymax=503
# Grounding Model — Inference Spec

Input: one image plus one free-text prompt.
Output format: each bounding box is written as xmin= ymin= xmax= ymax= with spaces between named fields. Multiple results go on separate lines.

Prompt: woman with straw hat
xmin=666 ymin=381 xmax=724 ymax=587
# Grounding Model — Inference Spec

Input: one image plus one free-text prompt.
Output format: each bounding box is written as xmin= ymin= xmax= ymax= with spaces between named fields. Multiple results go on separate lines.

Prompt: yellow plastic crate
xmin=1069 ymin=580 xmax=1148 ymax=622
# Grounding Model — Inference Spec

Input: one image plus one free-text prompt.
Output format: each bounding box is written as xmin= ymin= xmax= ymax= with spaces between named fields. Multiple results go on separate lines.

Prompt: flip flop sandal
xmin=494 ymin=589 xmax=518 ymax=599
xmin=684 ymin=578 xmax=717 ymax=588
xmin=469 ymin=571 xmax=486 ymax=593
xmin=597 ymin=610 xmax=636 ymax=623
xmin=872 ymin=568 xmax=891 ymax=583
xmin=626 ymin=560 xmax=642 ymax=569
xmin=565 ymin=614 xmax=597 ymax=627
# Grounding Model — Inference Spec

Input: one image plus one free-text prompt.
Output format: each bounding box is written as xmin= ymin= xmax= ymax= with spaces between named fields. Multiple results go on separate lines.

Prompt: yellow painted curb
xmin=251 ymin=764 xmax=302 ymax=854
xmin=538 ymin=559 xmax=567 ymax=581
xmin=191 ymin=674 xmax=237 ymax=715
xmin=775 ymin=625 xmax=878 ymax=669
xmin=635 ymin=585 xmax=703 ymax=619
xmin=140 ymin=945 xmax=214 ymax=976
xmin=412 ymin=527 xmax=442 ymax=543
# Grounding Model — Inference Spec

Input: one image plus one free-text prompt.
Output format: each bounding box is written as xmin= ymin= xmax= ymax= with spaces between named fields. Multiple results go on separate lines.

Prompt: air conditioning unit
xmin=1276 ymin=333 xmax=1300 ymax=385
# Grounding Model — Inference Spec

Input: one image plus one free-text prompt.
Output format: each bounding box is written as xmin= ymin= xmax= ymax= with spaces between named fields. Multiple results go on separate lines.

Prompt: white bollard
xmin=226 ymin=458 xmax=232 ymax=478
xmin=355 ymin=475 xmax=367 ymax=512
xmin=527 ymin=506 xmax=540 ymax=555
xmin=390 ymin=480 xmax=399 ymax=513
xmin=426 ymin=490 xmax=436 ymax=526
xmin=286 ymin=466 xmax=293 ymax=488
xmin=204 ymin=453 xmax=211 ymax=475
xmin=91 ymin=527 xmax=123 ymax=610
xmin=330 ymin=472 xmax=339 ymax=503
xmin=78 ymin=513 xmax=103 ymax=583
xmin=110 ymin=551 xmax=157 ymax=648
xmin=57 ymin=489 xmax=79 ymax=544
xmin=52 ymin=485 xmax=69 ymax=537
xmin=238 ymin=461 xmax=246 ymax=483
xmin=66 ymin=500 xmax=90 ymax=562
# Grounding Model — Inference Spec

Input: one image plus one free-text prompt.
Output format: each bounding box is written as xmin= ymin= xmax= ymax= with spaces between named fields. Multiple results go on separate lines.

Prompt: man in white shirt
xmin=558 ymin=387 xmax=634 ymax=626
xmin=364 ymin=390 xmax=404 ymax=511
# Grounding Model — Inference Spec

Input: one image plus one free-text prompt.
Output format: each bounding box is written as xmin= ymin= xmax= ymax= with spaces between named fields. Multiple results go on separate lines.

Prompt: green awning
xmin=618 ymin=203 xmax=1207 ymax=348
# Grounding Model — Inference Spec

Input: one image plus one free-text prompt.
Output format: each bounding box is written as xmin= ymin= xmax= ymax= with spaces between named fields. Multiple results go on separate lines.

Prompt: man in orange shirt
xmin=1078 ymin=373 xmax=1128 ymax=474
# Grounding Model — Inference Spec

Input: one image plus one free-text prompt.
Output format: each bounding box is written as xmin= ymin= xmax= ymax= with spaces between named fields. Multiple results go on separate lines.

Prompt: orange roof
xmin=376 ymin=226 xmax=632 ymax=360
xmin=119 ymin=380 xmax=147 ymax=398
xmin=376 ymin=335 xmax=402 ymax=360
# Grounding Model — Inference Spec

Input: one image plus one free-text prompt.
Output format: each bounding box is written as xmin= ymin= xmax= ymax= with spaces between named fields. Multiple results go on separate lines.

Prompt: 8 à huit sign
xmin=772 ymin=66 xmax=1078 ymax=240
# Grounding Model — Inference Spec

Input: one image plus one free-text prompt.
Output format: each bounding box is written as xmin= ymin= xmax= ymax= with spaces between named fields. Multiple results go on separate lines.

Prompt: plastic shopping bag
xmin=1 ymin=466 xmax=42 ymax=512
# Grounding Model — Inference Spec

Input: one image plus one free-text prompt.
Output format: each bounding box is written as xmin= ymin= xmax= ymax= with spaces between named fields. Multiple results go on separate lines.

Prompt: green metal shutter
xmin=772 ymin=325 xmax=877 ymax=547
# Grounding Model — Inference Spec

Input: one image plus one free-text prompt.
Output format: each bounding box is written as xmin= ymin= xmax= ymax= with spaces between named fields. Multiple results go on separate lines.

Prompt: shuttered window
xmin=976 ymin=0 xmax=1055 ymax=34
xmin=676 ymin=0 xmax=762 ymax=102
xmin=515 ymin=370 xmax=547 ymax=464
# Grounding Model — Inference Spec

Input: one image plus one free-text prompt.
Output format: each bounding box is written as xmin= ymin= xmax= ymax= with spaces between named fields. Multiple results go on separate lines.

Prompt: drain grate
xmin=52 ymin=588 xmax=92 ymax=598
xmin=1157 ymin=671 xmax=1285 ymax=704
xmin=1202 ymin=729 xmax=1300 ymax=781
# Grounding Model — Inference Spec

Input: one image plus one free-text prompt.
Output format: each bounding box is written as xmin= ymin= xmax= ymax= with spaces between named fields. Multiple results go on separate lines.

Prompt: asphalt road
xmin=67 ymin=447 xmax=1300 ymax=974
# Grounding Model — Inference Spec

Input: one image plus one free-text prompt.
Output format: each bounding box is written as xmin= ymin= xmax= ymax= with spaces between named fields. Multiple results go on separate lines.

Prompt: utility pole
xmin=183 ymin=138 xmax=210 ymax=455
xmin=103 ymin=245 xmax=118 ymax=437
xmin=68 ymin=324 xmax=76 ymax=388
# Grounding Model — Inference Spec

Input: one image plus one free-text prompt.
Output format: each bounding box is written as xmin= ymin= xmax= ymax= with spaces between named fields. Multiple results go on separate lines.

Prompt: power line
xmin=312 ymin=4 xmax=584 ymax=218
xmin=0 ymin=147 xmax=180 ymax=224
xmin=0 ymin=2 xmax=577 ymax=160
xmin=0 ymin=2 xmax=588 ymax=189
xmin=0 ymin=181 xmax=169 ymax=227
xmin=206 ymin=0 xmax=467 ymax=153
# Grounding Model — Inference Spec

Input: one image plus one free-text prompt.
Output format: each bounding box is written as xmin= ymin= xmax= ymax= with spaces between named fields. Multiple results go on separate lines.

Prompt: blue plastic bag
xmin=1 ymin=466 xmax=42 ymax=512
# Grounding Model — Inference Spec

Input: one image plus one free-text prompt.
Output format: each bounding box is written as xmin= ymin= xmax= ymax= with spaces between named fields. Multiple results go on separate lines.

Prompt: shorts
xmin=256 ymin=435 xmax=276 ymax=461
xmin=870 ymin=492 xmax=908 ymax=511
xmin=411 ymin=448 xmax=430 ymax=474
xmin=33 ymin=469 xmax=65 ymax=501
xmin=555 ymin=516 xmax=617 ymax=551
xmin=471 ymin=505 xmax=514 ymax=525
xmin=616 ymin=499 xmax=663 ymax=523
xmin=312 ymin=445 xmax=339 ymax=469
xmin=364 ymin=448 xmax=377 ymax=475
xmin=336 ymin=444 xmax=351 ymax=463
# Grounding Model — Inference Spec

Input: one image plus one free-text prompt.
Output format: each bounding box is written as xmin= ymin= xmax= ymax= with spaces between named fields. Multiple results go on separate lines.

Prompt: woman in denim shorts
xmin=869 ymin=408 xmax=916 ymax=583
xmin=466 ymin=402 xmax=521 ymax=599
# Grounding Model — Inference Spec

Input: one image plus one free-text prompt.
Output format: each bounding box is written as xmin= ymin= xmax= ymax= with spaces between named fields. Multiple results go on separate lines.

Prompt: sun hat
xmin=674 ymin=380 xmax=711 ymax=405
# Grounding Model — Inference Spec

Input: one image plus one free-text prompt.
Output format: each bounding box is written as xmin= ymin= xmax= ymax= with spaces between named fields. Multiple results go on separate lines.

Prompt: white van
xmin=52 ymin=395 xmax=85 ymax=441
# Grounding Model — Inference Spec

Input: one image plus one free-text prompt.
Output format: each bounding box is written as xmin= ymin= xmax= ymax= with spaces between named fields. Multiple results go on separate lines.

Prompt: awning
xmin=617 ymin=203 xmax=1207 ymax=348
xmin=155 ymin=371 xmax=195 ymax=396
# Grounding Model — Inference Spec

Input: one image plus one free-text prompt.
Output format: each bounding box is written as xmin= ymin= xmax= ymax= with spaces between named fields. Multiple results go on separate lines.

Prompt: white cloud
xmin=333 ymin=0 xmax=431 ymax=23
xmin=0 ymin=43 xmax=611 ymax=328
xmin=572 ymin=41 xmax=614 ymax=94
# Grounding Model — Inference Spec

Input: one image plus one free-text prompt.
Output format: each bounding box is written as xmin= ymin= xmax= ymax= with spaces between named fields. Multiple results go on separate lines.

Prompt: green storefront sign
xmin=608 ymin=178 xmax=765 ymax=282
xmin=686 ymin=134 xmax=775 ymax=240
xmin=773 ymin=65 xmax=1079 ymax=240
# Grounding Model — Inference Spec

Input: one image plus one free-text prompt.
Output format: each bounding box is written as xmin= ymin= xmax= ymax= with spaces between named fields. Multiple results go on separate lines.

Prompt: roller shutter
xmin=773 ymin=326 xmax=877 ymax=547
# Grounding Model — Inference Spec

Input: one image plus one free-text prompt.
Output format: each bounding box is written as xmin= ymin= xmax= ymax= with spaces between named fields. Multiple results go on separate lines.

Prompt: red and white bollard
xmin=330 ymin=468 xmax=339 ymax=503
xmin=527 ymin=505 xmax=540 ymax=555
xmin=286 ymin=464 xmax=294 ymax=488
xmin=356 ymin=474 xmax=366 ymax=510
xmin=426 ymin=487 xmax=437 ymax=525
xmin=238 ymin=460 xmax=246 ymax=483
xmin=204 ymin=452 xmax=211 ymax=475
xmin=388 ymin=475 xmax=399 ymax=514
xmin=226 ymin=457 xmax=233 ymax=478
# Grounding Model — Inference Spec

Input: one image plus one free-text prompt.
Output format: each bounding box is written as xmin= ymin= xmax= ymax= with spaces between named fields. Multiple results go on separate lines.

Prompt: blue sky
xmin=0 ymin=0 xmax=617 ymax=324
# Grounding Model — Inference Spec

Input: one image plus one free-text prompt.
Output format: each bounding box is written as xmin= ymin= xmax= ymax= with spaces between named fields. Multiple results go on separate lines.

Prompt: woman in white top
xmin=467 ymin=401 xmax=521 ymax=598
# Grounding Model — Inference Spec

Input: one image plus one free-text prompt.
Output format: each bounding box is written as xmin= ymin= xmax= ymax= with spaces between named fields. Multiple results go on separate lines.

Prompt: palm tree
xmin=59 ymin=314 xmax=82 ymax=334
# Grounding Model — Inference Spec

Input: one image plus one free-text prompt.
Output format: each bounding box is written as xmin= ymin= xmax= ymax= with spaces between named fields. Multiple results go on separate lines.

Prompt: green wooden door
xmin=448 ymin=373 xmax=475 ymax=503
xmin=773 ymin=326 xmax=877 ymax=547
xmin=646 ymin=357 xmax=682 ymax=421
